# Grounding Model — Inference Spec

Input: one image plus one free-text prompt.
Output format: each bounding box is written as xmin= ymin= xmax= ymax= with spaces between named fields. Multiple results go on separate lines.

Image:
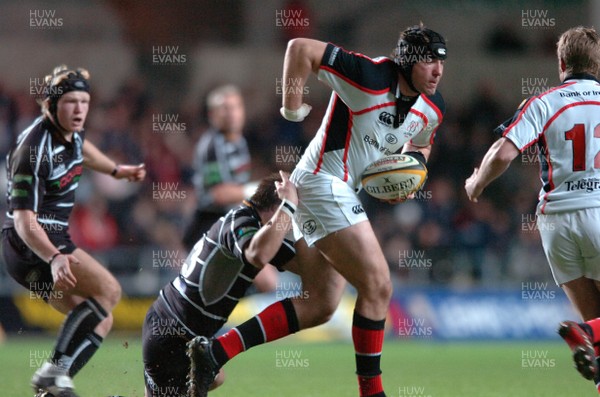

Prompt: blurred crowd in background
xmin=0 ymin=74 xmax=552 ymax=292
xmin=0 ymin=0 xmax=579 ymax=293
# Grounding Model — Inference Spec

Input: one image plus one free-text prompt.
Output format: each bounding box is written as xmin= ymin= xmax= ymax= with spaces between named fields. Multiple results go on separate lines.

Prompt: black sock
xmin=51 ymin=298 xmax=107 ymax=373
xmin=68 ymin=332 xmax=103 ymax=377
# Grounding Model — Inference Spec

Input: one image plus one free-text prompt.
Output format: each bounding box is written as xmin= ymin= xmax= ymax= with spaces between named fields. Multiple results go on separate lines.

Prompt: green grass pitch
xmin=0 ymin=336 xmax=596 ymax=396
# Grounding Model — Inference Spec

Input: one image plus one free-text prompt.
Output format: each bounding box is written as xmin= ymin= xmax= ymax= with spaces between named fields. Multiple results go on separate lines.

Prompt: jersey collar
xmin=563 ymin=72 xmax=600 ymax=84
xmin=44 ymin=118 xmax=77 ymax=148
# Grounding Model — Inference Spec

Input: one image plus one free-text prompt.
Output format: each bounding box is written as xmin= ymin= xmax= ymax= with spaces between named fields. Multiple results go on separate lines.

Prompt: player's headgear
xmin=42 ymin=65 xmax=90 ymax=130
xmin=392 ymin=25 xmax=447 ymax=93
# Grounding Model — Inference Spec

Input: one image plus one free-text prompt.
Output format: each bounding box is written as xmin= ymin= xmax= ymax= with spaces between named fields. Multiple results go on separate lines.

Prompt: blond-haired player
xmin=465 ymin=26 xmax=600 ymax=393
xmin=2 ymin=65 xmax=145 ymax=396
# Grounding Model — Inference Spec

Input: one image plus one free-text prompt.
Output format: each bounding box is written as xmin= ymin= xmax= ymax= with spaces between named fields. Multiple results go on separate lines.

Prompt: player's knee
xmin=95 ymin=312 xmax=114 ymax=335
xmin=99 ymin=277 xmax=122 ymax=309
xmin=106 ymin=279 xmax=122 ymax=310
xmin=310 ymin=298 xmax=338 ymax=327
xmin=358 ymin=273 xmax=392 ymax=306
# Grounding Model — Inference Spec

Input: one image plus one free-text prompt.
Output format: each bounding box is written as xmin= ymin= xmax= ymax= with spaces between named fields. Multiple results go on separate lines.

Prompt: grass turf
xmin=0 ymin=336 xmax=595 ymax=396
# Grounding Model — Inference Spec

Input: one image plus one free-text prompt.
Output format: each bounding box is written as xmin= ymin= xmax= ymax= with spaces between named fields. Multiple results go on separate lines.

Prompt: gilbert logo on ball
xmin=361 ymin=154 xmax=427 ymax=200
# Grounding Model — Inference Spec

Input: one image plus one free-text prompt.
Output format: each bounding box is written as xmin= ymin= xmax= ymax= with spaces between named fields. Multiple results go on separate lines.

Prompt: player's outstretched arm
xmin=82 ymin=140 xmax=146 ymax=181
xmin=244 ymin=171 xmax=297 ymax=268
xmin=465 ymin=137 xmax=520 ymax=202
xmin=280 ymin=38 xmax=327 ymax=122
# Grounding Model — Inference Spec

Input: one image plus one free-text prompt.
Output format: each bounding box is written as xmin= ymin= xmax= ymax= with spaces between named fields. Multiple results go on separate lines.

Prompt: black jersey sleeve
xmin=9 ymin=137 xmax=49 ymax=213
xmin=425 ymin=91 xmax=445 ymax=116
xmin=225 ymin=207 xmax=261 ymax=266
xmin=225 ymin=207 xmax=296 ymax=269
xmin=320 ymin=43 xmax=395 ymax=92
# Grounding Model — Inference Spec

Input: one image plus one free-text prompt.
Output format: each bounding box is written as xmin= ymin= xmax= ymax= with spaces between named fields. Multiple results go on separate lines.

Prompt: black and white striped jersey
xmin=192 ymin=129 xmax=251 ymax=213
xmin=4 ymin=117 xmax=84 ymax=233
xmin=159 ymin=202 xmax=295 ymax=337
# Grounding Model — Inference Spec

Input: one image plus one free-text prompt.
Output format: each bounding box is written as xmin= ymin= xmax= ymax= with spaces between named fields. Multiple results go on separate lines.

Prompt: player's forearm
xmin=82 ymin=140 xmax=117 ymax=175
xmin=473 ymin=138 xmax=518 ymax=192
xmin=245 ymin=207 xmax=294 ymax=268
xmin=13 ymin=210 xmax=61 ymax=263
xmin=282 ymin=38 xmax=325 ymax=110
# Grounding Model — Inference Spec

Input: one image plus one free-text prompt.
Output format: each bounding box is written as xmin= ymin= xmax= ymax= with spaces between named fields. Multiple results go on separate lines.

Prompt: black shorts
xmin=1 ymin=228 xmax=77 ymax=297
xmin=143 ymin=298 xmax=196 ymax=397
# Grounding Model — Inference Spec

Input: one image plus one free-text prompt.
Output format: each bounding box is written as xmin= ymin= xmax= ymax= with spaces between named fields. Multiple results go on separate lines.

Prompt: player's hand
xmin=114 ymin=163 xmax=146 ymax=182
xmin=274 ymin=170 xmax=298 ymax=205
xmin=280 ymin=103 xmax=312 ymax=122
xmin=50 ymin=254 xmax=79 ymax=290
xmin=464 ymin=167 xmax=482 ymax=202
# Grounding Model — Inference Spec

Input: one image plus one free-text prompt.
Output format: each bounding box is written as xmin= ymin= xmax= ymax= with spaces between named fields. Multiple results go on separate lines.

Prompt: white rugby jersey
xmin=295 ymin=43 xmax=445 ymax=191
xmin=504 ymin=74 xmax=600 ymax=214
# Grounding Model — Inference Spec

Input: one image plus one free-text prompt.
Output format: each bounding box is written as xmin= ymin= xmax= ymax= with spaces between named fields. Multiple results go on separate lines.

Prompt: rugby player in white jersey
xmin=188 ymin=23 xmax=446 ymax=397
xmin=465 ymin=26 xmax=600 ymax=393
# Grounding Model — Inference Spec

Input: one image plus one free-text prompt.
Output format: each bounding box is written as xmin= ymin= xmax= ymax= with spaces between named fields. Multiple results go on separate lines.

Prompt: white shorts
xmin=290 ymin=168 xmax=368 ymax=246
xmin=537 ymin=207 xmax=600 ymax=285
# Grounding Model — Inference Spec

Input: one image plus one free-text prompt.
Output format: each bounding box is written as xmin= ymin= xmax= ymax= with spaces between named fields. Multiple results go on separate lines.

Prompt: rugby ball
xmin=361 ymin=154 xmax=427 ymax=200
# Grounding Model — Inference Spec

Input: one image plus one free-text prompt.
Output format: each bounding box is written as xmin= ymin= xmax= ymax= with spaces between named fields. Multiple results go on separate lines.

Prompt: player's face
xmin=411 ymin=59 xmax=444 ymax=96
xmin=56 ymin=91 xmax=90 ymax=132
xmin=210 ymin=93 xmax=245 ymax=136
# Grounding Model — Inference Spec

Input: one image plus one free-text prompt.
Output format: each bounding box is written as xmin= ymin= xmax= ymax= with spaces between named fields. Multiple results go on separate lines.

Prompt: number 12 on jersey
xmin=564 ymin=123 xmax=600 ymax=171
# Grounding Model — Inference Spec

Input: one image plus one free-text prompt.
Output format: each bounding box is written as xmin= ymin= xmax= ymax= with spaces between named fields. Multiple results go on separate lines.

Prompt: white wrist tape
xmin=280 ymin=103 xmax=312 ymax=122
xmin=279 ymin=199 xmax=297 ymax=218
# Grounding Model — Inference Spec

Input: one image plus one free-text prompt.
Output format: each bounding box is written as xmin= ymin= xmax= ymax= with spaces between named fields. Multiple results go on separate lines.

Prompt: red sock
xmin=216 ymin=328 xmax=245 ymax=361
xmin=212 ymin=298 xmax=299 ymax=367
xmin=353 ymin=311 xmax=386 ymax=397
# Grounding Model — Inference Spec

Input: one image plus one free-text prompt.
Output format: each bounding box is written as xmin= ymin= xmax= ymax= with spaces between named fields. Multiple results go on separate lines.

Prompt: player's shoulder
xmin=231 ymin=204 xmax=260 ymax=228
xmin=20 ymin=117 xmax=48 ymax=141
xmin=423 ymin=91 xmax=445 ymax=116
xmin=12 ymin=118 xmax=48 ymax=156
xmin=321 ymin=43 xmax=397 ymax=91
xmin=323 ymin=43 xmax=395 ymax=67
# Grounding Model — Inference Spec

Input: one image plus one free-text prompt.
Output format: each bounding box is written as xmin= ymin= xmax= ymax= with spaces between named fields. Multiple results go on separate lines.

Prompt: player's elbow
xmin=13 ymin=210 xmax=36 ymax=239
xmin=494 ymin=138 xmax=520 ymax=164
xmin=286 ymin=38 xmax=310 ymax=55
xmin=286 ymin=38 xmax=324 ymax=72
xmin=245 ymin=248 xmax=269 ymax=270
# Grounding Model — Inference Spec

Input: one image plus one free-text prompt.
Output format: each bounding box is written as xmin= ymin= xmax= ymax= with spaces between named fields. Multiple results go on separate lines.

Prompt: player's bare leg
xmin=315 ymin=220 xmax=392 ymax=397
xmin=252 ymin=264 xmax=278 ymax=293
xmin=286 ymin=239 xmax=347 ymax=328
xmin=32 ymin=248 xmax=121 ymax=396
xmin=558 ymin=277 xmax=600 ymax=383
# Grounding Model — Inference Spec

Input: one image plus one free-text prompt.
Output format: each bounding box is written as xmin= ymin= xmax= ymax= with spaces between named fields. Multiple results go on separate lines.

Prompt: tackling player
xmin=464 ymin=26 xmax=600 ymax=393
xmin=188 ymin=23 xmax=446 ymax=397
xmin=143 ymin=172 xmax=297 ymax=397
xmin=1 ymin=65 xmax=146 ymax=397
